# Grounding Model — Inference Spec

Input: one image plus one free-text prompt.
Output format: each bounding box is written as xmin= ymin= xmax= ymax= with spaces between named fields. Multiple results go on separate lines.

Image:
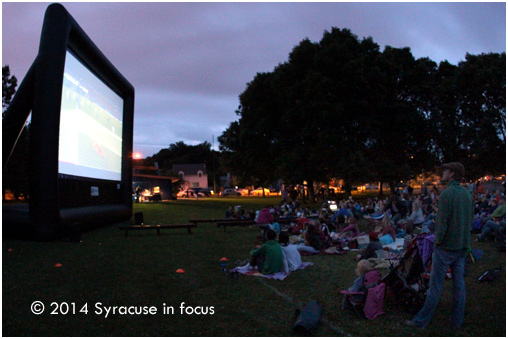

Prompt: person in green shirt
xmin=407 ymin=162 xmax=473 ymax=331
xmin=477 ymin=195 xmax=505 ymax=241
xmin=250 ymin=229 xmax=283 ymax=275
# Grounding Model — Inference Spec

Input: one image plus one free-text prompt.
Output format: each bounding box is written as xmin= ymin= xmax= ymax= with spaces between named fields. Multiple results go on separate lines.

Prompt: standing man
xmin=406 ymin=162 xmax=473 ymax=330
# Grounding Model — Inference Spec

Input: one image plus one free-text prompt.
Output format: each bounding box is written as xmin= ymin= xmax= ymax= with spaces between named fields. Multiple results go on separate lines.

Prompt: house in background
xmin=172 ymin=163 xmax=208 ymax=190
xmin=133 ymin=160 xmax=178 ymax=201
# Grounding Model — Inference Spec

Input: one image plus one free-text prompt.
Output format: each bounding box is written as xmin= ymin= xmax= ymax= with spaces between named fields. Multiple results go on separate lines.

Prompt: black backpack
xmin=478 ymin=268 xmax=501 ymax=283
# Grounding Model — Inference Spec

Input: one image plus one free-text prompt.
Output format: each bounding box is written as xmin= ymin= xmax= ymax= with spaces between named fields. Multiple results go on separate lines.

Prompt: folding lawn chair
xmin=340 ymin=270 xmax=386 ymax=320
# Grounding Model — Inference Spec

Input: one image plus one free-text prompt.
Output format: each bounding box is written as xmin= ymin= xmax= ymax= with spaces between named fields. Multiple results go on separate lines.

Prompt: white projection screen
xmin=3 ymin=4 xmax=135 ymax=240
xmin=58 ymin=50 xmax=124 ymax=181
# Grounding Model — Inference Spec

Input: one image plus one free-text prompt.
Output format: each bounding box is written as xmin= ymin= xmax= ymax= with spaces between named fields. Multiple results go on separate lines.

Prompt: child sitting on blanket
xmin=342 ymin=259 xmax=375 ymax=309
xmin=356 ymin=231 xmax=383 ymax=261
xmin=279 ymin=232 xmax=302 ymax=274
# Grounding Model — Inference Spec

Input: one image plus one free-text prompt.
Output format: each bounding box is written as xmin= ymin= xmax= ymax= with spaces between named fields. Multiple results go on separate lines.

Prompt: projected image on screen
xmin=59 ymin=50 xmax=124 ymax=181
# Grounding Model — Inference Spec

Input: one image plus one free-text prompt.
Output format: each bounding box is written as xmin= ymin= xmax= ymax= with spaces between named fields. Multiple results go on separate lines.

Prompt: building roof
xmin=132 ymin=173 xmax=180 ymax=183
xmin=133 ymin=165 xmax=158 ymax=171
xmin=172 ymin=163 xmax=207 ymax=175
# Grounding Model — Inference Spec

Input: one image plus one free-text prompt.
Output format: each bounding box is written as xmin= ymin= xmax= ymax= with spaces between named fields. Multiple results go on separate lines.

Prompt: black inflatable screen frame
xmin=3 ymin=3 xmax=134 ymax=240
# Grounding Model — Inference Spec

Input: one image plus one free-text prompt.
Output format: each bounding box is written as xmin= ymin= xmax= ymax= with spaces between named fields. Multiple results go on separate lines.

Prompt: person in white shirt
xmin=407 ymin=198 xmax=425 ymax=226
xmin=278 ymin=232 xmax=302 ymax=274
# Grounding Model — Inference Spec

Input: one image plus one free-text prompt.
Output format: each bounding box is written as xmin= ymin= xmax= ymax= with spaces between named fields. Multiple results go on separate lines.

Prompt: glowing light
xmin=133 ymin=152 xmax=142 ymax=159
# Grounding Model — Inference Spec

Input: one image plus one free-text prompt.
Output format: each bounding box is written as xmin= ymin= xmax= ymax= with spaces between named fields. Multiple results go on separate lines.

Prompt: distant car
xmin=193 ymin=187 xmax=212 ymax=196
xmin=251 ymin=187 xmax=270 ymax=196
xmin=177 ymin=189 xmax=204 ymax=198
xmin=220 ymin=188 xmax=241 ymax=197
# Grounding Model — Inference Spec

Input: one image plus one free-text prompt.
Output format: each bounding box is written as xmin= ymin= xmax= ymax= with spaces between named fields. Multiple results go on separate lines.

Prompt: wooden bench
xmin=189 ymin=218 xmax=231 ymax=224
xmin=274 ymin=217 xmax=298 ymax=224
xmin=189 ymin=218 xmax=255 ymax=225
xmin=216 ymin=220 xmax=270 ymax=232
xmin=119 ymin=223 xmax=197 ymax=236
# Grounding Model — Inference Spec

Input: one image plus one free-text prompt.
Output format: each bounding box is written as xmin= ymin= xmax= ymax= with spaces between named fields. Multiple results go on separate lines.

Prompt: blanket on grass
xmin=300 ymin=248 xmax=348 ymax=256
xmin=382 ymin=237 xmax=405 ymax=251
xmin=230 ymin=262 xmax=314 ymax=280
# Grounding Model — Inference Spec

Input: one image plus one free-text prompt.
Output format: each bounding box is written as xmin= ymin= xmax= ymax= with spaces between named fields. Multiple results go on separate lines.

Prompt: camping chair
xmin=340 ymin=270 xmax=386 ymax=320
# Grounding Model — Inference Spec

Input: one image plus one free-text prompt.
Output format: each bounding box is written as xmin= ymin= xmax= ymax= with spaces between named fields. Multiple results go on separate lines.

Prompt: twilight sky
xmin=2 ymin=2 xmax=506 ymax=158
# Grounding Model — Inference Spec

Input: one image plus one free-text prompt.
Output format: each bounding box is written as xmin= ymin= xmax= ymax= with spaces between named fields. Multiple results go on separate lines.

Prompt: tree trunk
xmin=307 ymin=180 xmax=315 ymax=202
xmin=344 ymin=181 xmax=352 ymax=197
xmin=388 ymin=181 xmax=396 ymax=195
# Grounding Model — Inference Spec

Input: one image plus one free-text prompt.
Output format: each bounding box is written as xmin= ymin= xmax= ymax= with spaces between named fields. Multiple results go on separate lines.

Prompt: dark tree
xmin=219 ymin=27 xmax=506 ymax=197
xmin=2 ymin=66 xmax=29 ymax=200
xmin=220 ymin=28 xmax=386 ymax=199
xmin=219 ymin=72 xmax=281 ymax=192
xmin=146 ymin=141 xmax=223 ymax=188
xmin=2 ymin=65 xmax=18 ymax=116
xmin=366 ymin=47 xmax=438 ymax=192
xmin=456 ymin=53 xmax=506 ymax=178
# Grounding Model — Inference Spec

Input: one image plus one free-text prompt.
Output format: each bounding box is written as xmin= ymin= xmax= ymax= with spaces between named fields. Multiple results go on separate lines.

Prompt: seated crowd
xmin=232 ymin=182 xmax=505 ymax=275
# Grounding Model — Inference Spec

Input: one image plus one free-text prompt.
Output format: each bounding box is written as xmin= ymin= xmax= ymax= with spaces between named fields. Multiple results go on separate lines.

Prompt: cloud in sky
xmin=2 ymin=2 xmax=505 ymax=157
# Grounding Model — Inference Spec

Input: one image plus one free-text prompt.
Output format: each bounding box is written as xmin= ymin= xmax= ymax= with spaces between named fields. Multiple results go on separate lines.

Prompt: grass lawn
xmin=3 ymin=198 xmax=506 ymax=336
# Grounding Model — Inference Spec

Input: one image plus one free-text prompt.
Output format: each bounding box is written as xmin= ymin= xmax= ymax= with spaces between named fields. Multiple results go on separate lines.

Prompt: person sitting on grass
xmin=342 ymin=259 xmax=375 ymax=309
xmin=279 ymin=232 xmax=302 ymax=274
xmin=225 ymin=206 xmax=234 ymax=219
xmin=304 ymin=222 xmax=324 ymax=251
xmin=256 ymin=205 xmax=275 ymax=240
xmin=233 ymin=206 xmax=249 ymax=220
xmin=477 ymin=195 xmax=506 ymax=242
xmin=249 ymin=229 xmax=283 ymax=275
xmin=290 ymin=216 xmax=311 ymax=235
xmin=339 ymin=217 xmax=361 ymax=239
xmin=256 ymin=206 xmax=274 ymax=224
xmin=319 ymin=212 xmax=336 ymax=234
xmin=356 ymin=231 xmax=383 ymax=261
xmin=377 ymin=215 xmax=396 ymax=245
xmin=487 ymin=196 xmax=499 ymax=215
xmin=407 ymin=198 xmax=425 ymax=228
xmin=364 ymin=198 xmax=378 ymax=215
xmin=288 ymin=222 xmax=321 ymax=254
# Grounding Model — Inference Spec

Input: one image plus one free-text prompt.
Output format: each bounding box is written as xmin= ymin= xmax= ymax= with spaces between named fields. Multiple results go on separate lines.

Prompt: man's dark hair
xmin=442 ymin=162 xmax=465 ymax=181
xmin=266 ymin=229 xmax=277 ymax=240
xmin=278 ymin=231 xmax=289 ymax=244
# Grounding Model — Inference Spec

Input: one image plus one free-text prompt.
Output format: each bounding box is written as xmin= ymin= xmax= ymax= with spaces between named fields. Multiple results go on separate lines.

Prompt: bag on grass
xmin=292 ymin=300 xmax=322 ymax=335
xmin=478 ymin=268 xmax=501 ymax=283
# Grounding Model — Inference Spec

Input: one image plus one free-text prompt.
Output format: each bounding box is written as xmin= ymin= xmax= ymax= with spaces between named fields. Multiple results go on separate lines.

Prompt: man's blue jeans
xmin=411 ymin=247 xmax=467 ymax=329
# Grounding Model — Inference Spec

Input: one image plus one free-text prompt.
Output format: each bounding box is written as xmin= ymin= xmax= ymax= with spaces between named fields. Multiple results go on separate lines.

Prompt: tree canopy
xmin=145 ymin=141 xmax=223 ymax=188
xmin=2 ymin=65 xmax=17 ymax=115
xmin=3 ymin=64 xmax=29 ymax=200
xmin=219 ymin=28 xmax=506 ymax=197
